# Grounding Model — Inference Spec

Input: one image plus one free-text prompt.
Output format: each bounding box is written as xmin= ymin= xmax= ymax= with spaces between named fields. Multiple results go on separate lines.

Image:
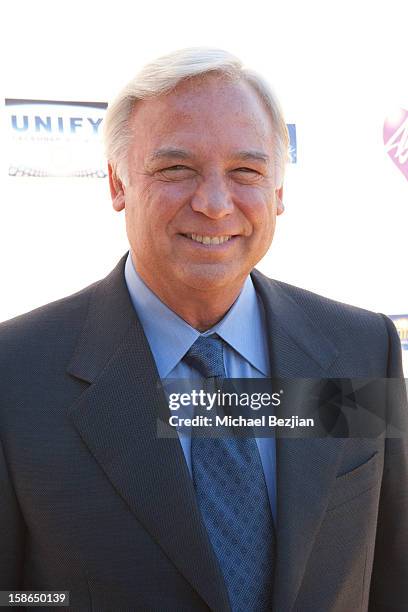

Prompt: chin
xmin=176 ymin=262 xmax=246 ymax=292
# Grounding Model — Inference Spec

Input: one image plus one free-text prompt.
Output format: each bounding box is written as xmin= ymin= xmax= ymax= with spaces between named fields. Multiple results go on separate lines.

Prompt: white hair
xmin=104 ymin=47 xmax=290 ymax=186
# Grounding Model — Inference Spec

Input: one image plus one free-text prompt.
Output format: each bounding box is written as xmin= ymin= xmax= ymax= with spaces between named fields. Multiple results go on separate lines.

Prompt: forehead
xmin=128 ymin=74 xmax=275 ymax=156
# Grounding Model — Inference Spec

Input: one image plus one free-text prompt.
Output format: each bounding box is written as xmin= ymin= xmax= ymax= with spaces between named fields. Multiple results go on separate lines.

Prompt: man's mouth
xmin=182 ymin=233 xmax=233 ymax=245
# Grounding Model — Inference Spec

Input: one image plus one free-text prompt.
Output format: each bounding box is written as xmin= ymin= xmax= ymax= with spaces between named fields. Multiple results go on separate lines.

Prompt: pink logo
xmin=383 ymin=108 xmax=408 ymax=181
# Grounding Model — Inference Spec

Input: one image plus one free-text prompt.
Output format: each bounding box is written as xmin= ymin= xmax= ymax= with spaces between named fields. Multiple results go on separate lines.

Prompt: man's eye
xmin=231 ymin=168 xmax=262 ymax=182
xmin=234 ymin=167 xmax=259 ymax=173
xmin=164 ymin=165 xmax=189 ymax=171
xmin=159 ymin=165 xmax=196 ymax=179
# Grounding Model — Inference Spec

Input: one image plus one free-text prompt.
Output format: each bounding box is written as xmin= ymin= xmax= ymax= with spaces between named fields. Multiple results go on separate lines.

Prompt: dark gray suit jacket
xmin=1 ymin=254 xmax=407 ymax=611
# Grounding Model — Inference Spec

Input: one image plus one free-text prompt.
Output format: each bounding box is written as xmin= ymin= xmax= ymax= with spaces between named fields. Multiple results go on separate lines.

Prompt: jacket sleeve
xmin=0 ymin=434 xmax=26 ymax=588
xmin=368 ymin=315 xmax=408 ymax=610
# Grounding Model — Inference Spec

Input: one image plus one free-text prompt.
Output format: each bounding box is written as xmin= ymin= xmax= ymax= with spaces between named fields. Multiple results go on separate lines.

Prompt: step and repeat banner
xmin=390 ymin=315 xmax=408 ymax=376
xmin=6 ymin=99 xmax=107 ymax=179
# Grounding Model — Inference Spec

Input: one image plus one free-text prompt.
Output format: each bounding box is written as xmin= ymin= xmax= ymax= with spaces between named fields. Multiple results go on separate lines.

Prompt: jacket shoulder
xmin=252 ymin=269 xmax=399 ymax=375
xmin=274 ymin=277 xmax=383 ymax=324
xmin=253 ymin=269 xmax=386 ymax=327
xmin=0 ymin=280 xmax=99 ymax=363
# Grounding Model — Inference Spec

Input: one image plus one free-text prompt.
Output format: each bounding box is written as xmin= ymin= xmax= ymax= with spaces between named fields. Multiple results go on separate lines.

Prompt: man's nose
xmin=190 ymin=173 xmax=234 ymax=219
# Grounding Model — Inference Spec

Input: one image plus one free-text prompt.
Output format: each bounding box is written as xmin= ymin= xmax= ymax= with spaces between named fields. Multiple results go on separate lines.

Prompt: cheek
xmin=139 ymin=182 xmax=194 ymax=229
xmin=124 ymin=185 xmax=153 ymax=246
xmin=232 ymin=185 xmax=275 ymax=227
xmin=143 ymin=177 xmax=197 ymax=211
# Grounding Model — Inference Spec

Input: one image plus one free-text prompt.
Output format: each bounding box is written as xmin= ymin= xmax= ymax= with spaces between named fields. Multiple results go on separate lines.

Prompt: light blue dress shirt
xmin=124 ymin=253 xmax=276 ymax=521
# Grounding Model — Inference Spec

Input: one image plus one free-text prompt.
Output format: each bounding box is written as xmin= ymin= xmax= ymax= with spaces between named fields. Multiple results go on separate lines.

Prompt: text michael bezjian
xmin=168 ymin=414 xmax=315 ymax=429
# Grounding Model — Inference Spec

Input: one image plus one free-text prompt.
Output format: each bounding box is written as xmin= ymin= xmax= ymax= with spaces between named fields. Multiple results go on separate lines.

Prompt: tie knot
xmin=183 ymin=334 xmax=226 ymax=379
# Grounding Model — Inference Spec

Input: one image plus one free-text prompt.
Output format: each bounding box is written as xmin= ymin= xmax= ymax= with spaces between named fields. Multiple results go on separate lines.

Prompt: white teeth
xmin=187 ymin=234 xmax=232 ymax=245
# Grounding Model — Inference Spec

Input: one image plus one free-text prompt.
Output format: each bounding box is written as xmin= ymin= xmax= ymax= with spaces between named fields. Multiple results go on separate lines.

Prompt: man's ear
xmin=108 ymin=163 xmax=125 ymax=212
xmin=276 ymin=185 xmax=284 ymax=215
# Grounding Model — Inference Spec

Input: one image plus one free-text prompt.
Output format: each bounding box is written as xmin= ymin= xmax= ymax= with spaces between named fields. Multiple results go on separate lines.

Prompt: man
xmin=0 ymin=48 xmax=407 ymax=611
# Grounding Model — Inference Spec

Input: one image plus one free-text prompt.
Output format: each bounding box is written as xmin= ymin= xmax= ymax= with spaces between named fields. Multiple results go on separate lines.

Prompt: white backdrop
xmin=1 ymin=0 xmax=407 ymax=324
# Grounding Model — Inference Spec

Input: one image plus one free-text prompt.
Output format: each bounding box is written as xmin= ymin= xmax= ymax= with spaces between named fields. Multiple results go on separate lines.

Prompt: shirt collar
xmin=208 ymin=278 xmax=269 ymax=376
xmin=124 ymin=252 xmax=268 ymax=377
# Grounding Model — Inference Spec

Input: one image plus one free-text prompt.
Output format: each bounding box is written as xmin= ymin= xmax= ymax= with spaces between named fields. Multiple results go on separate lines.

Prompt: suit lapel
xmin=252 ymin=269 xmax=345 ymax=611
xmin=67 ymin=255 xmax=230 ymax=612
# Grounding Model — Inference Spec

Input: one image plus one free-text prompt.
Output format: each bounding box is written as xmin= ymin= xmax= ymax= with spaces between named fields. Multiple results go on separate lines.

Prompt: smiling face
xmin=109 ymin=73 xmax=284 ymax=302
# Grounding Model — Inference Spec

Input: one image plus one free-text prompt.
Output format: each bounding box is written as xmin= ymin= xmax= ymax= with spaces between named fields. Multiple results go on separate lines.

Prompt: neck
xmin=132 ymin=258 xmax=245 ymax=332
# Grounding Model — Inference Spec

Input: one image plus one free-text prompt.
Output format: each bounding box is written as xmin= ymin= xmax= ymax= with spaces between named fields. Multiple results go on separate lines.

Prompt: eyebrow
xmin=233 ymin=150 xmax=270 ymax=163
xmin=146 ymin=148 xmax=193 ymax=163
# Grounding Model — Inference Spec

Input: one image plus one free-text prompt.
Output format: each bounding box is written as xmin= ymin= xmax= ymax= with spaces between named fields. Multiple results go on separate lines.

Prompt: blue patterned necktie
xmin=184 ymin=335 xmax=275 ymax=612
